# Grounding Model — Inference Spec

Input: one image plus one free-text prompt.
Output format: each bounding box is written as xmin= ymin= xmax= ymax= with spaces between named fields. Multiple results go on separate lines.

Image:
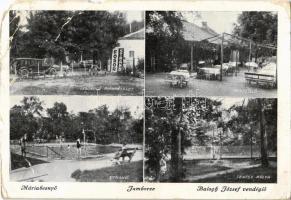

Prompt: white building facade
xmin=111 ymin=28 xmax=144 ymax=72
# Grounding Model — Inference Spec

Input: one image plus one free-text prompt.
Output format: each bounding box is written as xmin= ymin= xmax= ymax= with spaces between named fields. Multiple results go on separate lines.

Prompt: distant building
xmin=111 ymin=28 xmax=145 ymax=72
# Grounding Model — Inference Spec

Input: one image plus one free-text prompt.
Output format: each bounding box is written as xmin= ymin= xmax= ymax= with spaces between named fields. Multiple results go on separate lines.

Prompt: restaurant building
xmin=111 ymin=28 xmax=145 ymax=72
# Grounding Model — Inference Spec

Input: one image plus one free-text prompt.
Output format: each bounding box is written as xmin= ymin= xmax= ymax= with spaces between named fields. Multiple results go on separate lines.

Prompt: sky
xmin=183 ymin=11 xmax=242 ymax=34
xmin=125 ymin=11 xmax=143 ymax=23
xmin=16 ymin=10 xmax=144 ymax=27
xmin=10 ymin=96 xmax=143 ymax=118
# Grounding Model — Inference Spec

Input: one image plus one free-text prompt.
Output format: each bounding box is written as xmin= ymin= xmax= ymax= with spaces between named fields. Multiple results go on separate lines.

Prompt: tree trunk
xmin=258 ymin=99 xmax=269 ymax=167
xmin=170 ymin=98 xmax=183 ymax=182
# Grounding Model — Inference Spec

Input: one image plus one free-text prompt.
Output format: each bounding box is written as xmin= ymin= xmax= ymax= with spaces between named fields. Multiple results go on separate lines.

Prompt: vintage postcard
xmin=0 ymin=0 xmax=290 ymax=199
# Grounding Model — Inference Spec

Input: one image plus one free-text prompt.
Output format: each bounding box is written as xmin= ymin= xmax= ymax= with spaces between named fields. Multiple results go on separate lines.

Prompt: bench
xmin=244 ymin=72 xmax=276 ymax=88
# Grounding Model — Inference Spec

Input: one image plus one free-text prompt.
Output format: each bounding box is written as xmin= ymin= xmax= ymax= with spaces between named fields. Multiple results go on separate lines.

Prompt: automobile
xmin=80 ymin=60 xmax=93 ymax=68
xmin=10 ymin=58 xmax=59 ymax=78
xmin=52 ymin=64 xmax=71 ymax=72
xmin=165 ymin=66 xmax=190 ymax=88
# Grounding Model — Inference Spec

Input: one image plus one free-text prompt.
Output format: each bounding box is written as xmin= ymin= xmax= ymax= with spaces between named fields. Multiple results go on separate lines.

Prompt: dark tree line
xmin=9 ymin=10 xmax=143 ymax=67
xmin=10 ymin=97 xmax=143 ymax=144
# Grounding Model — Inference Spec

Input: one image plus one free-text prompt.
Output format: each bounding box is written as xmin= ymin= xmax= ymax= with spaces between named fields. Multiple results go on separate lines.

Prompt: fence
xmin=184 ymin=145 xmax=276 ymax=160
xmin=10 ymin=144 xmax=121 ymax=160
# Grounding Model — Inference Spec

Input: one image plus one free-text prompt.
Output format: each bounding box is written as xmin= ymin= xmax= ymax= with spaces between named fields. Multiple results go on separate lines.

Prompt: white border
xmin=1 ymin=0 xmax=290 ymax=199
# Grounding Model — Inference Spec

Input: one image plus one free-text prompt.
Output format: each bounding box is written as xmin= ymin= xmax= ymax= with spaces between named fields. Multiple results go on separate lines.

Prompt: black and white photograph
xmin=145 ymin=97 xmax=277 ymax=183
xmin=145 ymin=11 xmax=277 ymax=97
xmin=1 ymin=0 xmax=291 ymax=198
xmin=10 ymin=96 xmax=143 ymax=182
xmin=9 ymin=10 xmax=145 ymax=95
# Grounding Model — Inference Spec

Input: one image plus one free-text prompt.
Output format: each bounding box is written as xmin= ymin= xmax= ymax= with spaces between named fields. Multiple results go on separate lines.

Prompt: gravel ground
xmin=145 ymin=70 xmax=277 ymax=97
xmin=10 ymin=72 xmax=144 ymax=96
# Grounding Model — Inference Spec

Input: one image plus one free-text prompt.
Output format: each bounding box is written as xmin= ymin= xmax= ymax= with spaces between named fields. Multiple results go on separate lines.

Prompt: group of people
xmin=18 ymin=134 xmax=134 ymax=162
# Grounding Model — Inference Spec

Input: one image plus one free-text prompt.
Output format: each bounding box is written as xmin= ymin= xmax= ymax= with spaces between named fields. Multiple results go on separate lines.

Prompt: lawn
xmin=147 ymin=160 xmax=230 ymax=182
xmin=71 ymin=160 xmax=143 ymax=182
xmin=10 ymin=74 xmax=144 ymax=95
xmin=184 ymin=160 xmax=230 ymax=178
xmin=10 ymin=153 xmax=48 ymax=170
xmin=195 ymin=166 xmax=277 ymax=183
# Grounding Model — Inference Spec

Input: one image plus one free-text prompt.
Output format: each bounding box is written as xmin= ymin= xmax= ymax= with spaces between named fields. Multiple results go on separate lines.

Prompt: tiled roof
xmin=182 ymin=21 xmax=220 ymax=44
xmin=119 ymin=28 xmax=145 ymax=40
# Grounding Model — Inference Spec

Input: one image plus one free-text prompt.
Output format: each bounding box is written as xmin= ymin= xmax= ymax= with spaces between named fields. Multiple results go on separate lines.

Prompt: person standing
xmin=20 ymin=134 xmax=27 ymax=157
xmin=76 ymin=138 xmax=82 ymax=159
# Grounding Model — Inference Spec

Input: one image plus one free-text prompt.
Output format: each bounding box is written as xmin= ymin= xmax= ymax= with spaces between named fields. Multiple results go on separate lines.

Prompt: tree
xmin=9 ymin=10 xmax=22 ymax=58
xmin=234 ymin=12 xmax=277 ymax=45
xmin=146 ymin=11 xmax=185 ymax=72
xmin=233 ymin=12 xmax=277 ymax=59
xmin=46 ymin=102 xmax=70 ymax=140
xmin=131 ymin=118 xmax=143 ymax=143
xmin=145 ymin=97 xmax=222 ymax=182
xmin=90 ymin=105 xmax=110 ymax=144
xmin=10 ymin=97 xmax=44 ymax=141
xmin=22 ymin=11 xmax=74 ymax=62
xmin=12 ymin=11 xmax=127 ymax=66
xmin=64 ymin=11 xmax=127 ymax=66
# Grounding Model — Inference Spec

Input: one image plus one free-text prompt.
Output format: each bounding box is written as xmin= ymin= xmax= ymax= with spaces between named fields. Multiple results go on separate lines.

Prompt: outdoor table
xmin=201 ymin=67 xmax=221 ymax=75
xmin=214 ymin=64 xmax=229 ymax=71
xmin=200 ymin=67 xmax=220 ymax=80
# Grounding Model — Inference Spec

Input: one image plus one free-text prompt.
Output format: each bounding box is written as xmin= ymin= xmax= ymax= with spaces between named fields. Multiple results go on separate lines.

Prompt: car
xmin=80 ymin=60 xmax=93 ymax=68
xmin=11 ymin=58 xmax=58 ymax=78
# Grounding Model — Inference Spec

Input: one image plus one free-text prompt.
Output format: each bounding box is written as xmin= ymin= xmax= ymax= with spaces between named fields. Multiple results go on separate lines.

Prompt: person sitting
xmin=120 ymin=143 xmax=128 ymax=161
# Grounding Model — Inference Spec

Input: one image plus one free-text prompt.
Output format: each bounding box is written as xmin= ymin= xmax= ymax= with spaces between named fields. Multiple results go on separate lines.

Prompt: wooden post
xmin=71 ymin=62 xmax=74 ymax=73
xmin=248 ymin=41 xmax=252 ymax=62
xmin=133 ymin=55 xmax=135 ymax=75
xmin=37 ymin=62 xmax=40 ymax=76
xmin=190 ymin=43 xmax=193 ymax=72
xmin=248 ymin=41 xmax=252 ymax=71
xmin=250 ymin=126 xmax=253 ymax=160
xmin=83 ymin=129 xmax=86 ymax=157
xmin=220 ymin=33 xmax=224 ymax=81
xmin=235 ymin=50 xmax=238 ymax=76
xmin=212 ymin=127 xmax=215 ymax=159
xmin=275 ymin=49 xmax=277 ymax=86
xmin=14 ymin=65 xmax=17 ymax=76
xmin=60 ymin=61 xmax=63 ymax=76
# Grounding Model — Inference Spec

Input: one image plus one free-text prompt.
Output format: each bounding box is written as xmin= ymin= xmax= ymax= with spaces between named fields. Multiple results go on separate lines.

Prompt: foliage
xmin=145 ymin=97 xmax=277 ymax=181
xmin=233 ymin=12 xmax=277 ymax=45
xmin=10 ymin=11 xmax=128 ymax=66
xmin=145 ymin=97 xmax=222 ymax=181
xmin=146 ymin=11 xmax=186 ymax=72
xmin=10 ymin=97 xmax=143 ymax=144
xmin=233 ymin=12 xmax=277 ymax=58
xmin=9 ymin=11 xmax=22 ymax=58
xmin=10 ymin=97 xmax=43 ymax=141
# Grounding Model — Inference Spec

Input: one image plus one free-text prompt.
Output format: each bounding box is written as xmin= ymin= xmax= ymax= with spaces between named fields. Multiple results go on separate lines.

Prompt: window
xmin=129 ymin=51 xmax=135 ymax=58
